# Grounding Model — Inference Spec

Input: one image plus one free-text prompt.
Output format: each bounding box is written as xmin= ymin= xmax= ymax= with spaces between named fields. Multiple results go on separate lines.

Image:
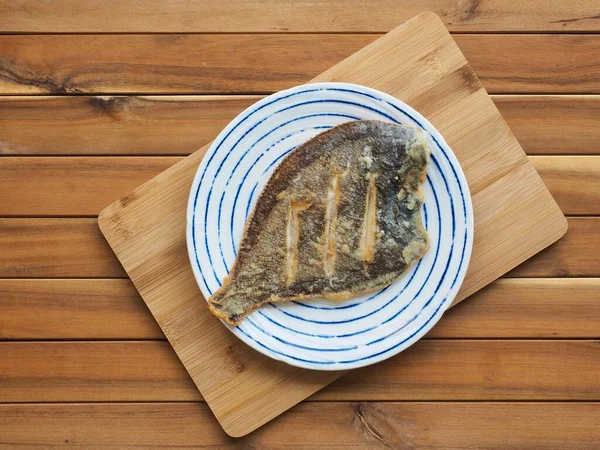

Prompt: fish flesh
xmin=208 ymin=120 xmax=430 ymax=326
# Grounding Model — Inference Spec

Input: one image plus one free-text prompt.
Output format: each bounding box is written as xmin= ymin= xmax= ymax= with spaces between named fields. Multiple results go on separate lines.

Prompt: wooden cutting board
xmin=98 ymin=12 xmax=567 ymax=437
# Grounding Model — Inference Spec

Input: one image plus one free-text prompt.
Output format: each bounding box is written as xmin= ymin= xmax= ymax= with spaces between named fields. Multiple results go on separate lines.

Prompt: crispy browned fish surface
xmin=209 ymin=120 xmax=430 ymax=326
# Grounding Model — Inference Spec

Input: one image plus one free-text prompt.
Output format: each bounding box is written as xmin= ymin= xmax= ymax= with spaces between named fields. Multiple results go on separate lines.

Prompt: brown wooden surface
xmin=2 ymin=35 xmax=600 ymax=94
xmin=0 ymin=219 xmax=125 ymax=278
xmin=2 ymin=95 xmax=600 ymax=156
xmin=0 ymin=156 xmax=596 ymax=215
xmin=2 ymin=0 xmax=600 ymax=32
xmin=531 ymin=156 xmax=600 ymax=215
xmin=2 ymin=278 xmax=598 ymax=340
xmin=98 ymin=13 xmax=567 ymax=436
xmin=1 ymin=2 xmax=599 ymax=447
xmin=0 ymin=279 xmax=162 ymax=339
xmin=507 ymin=217 xmax=600 ymax=277
xmin=0 ymin=402 xmax=598 ymax=450
xmin=1 ymin=340 xmax=598 ymax=402
xmin=0 ymin=217 xmax=597 ymax=279
xmin=494 ymin=95 xmax=600 ymax=156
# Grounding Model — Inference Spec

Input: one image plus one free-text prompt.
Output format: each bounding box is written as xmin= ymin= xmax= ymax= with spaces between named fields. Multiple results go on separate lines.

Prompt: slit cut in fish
xmin=285 ymin=198 xmax=311 ymax=286
xmin=208 ymin=120 xmax=430 ymax=326
xmin=357 ymin=174 xmax=377 ymax=264
xmin=322 ymin=173 xmax=340 ymax=276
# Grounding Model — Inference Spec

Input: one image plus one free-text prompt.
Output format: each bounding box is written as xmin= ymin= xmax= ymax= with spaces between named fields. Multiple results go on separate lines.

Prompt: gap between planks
xmin=5 ymin=31 xmax=600 ymax=35
xmin=0 ymin=338 xmax=596 ymax=342
xmin=0 ymin=400 xmax=597 ymax=404
xmin=7 ymin=92 xmax=600 ymax=96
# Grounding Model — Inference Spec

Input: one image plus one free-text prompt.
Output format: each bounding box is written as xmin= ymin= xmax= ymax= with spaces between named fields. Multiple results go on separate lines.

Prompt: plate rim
xmin=186 ymin=81 xmax=474 ymax=371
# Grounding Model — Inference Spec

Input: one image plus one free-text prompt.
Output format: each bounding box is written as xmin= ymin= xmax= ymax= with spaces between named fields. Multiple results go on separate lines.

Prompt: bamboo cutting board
xmin=98 ymin=12 xmax=567 ymax=437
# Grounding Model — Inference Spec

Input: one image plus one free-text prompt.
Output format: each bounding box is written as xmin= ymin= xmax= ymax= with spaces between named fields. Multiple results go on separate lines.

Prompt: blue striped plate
xmin=186 ymin=82 xmax=473 ymax=371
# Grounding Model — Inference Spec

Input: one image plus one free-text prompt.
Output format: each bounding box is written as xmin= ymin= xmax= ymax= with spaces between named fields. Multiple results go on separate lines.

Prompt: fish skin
xmin=209 ymin=120 xmax=430 ymax=326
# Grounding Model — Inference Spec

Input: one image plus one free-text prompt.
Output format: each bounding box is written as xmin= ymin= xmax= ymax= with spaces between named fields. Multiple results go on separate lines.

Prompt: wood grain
xmin=96 ymin=13 xmax=568 ymax=435
xmin=1 ymin=278 xmax=598 ymax=340
xmin=318 ymin=340 xmax=600 ymax=401
xmin=427 ymin=278 xmax=600 ymax=338
xmin=0 ymin=342 xmax=197 ymax=402
xmin=0 ymin=220 xmax=595 ymax=280
xmin=0 ymin=402 xmax=598 ymax=449
xmin=531 ymin=156 xmax=600 ymax=215
xmin=0 ymin=96 xmax=261 ymax=156
xmin=494 ymin=95 xmax=600 ymax=155
xmin=3 ymin=403 xmax=593 ymax=450
xmin=0 ymin=219 xmax=125 ymax=278
xmin=0 ymin=34 xmax=373 ymax=95
xmin=0 ymin=156 xmax=594 ymax=216
xmin=0 ymin=2 xmax=596 ymax=447
xmin=509 ymin=217 xmax=600 ymax=277
xmin=0 ymin=340 xmax=598 ymax=402
xmin=2 ymin=34 xmax=600 ymax=94
xmin=0 ymin=279 xmax=161 ymax=340
xmin=0 ymin=158 xmax=175 ymax=216
xmin=3 ymin=95 xmax=600 ymax=156
xmin=457 ymin=34 xmax=600 ymax=94
xmin=2 ymin=1 xmax=600 ymax=32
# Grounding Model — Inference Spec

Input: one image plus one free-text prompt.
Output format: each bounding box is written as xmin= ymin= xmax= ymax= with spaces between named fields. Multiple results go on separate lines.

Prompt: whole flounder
xmin=209 ymin=120 xmax=430 ymax=325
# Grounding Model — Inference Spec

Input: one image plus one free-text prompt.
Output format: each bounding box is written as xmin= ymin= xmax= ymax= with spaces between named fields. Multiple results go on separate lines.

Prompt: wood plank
xmin=0 ymin=34 xmax=374 ymax=95
xmin=317 ymin=340 xmax=600 ymax=401
xmin=2 ymin=35 xmax=600 ymax=94
xmin=0 ymin=341 xmax=598 ymax=402
xmin=509 ymin=217 xmax=600 ymax=277
xmin=427 ymin=278 xmax=600 ymax=338
xmin=0 ymin=279 xmax=162 ymax=340
xmin=0 ymin=156 xmax=595 ymax=216
xmin=0 ymin=403 xmax=598 ymax=450
xmin=457 ymin=34 xmax=600 ymax=94
xmin=3 ymin=95 xmax=600 ymax=156
xmin=2 ymin=278 xmax=598 ymax=340
xmin=2 ymin=1 xmax=600 ymax=32
xmin=531 ymin=156 xmax=600 ymax=215
xmin=0 ymin=219 xmax=125 ymax=278
xmin=0 ymin=96 xmax=261 ymax=156
xmin=494 ymin=95 xmax=600 ymax=155
xmin=0 ymin=158 xmax=176 ymax=216
xmin=0 ymin=342 xmax=197 ymax=402
xmin=0 ymin=217 xmax=595 ymax=279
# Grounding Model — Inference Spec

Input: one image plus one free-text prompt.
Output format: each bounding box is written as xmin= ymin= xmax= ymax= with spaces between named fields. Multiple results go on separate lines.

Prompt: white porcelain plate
xmin=187 ymin=82 xmax=473 ymax=371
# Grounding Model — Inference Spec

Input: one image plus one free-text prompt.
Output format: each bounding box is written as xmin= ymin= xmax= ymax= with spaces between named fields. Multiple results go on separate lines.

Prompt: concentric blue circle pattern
xmin=186 ymin=82 xmax=473 ymax=371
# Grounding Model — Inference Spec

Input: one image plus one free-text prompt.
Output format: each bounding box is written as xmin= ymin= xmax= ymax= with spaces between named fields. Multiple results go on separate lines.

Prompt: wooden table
xmin=1 ymin=2 xmax=599 ymax=448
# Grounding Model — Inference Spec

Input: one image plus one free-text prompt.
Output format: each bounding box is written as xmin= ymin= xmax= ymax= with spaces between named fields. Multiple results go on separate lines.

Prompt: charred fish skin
xmin=209 ymin=120 xmax=430 ymax=326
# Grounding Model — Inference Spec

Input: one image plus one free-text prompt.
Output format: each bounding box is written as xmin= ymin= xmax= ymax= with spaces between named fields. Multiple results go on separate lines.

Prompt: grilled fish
xmin=209 ymin=120 xmax=430 ymax=326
